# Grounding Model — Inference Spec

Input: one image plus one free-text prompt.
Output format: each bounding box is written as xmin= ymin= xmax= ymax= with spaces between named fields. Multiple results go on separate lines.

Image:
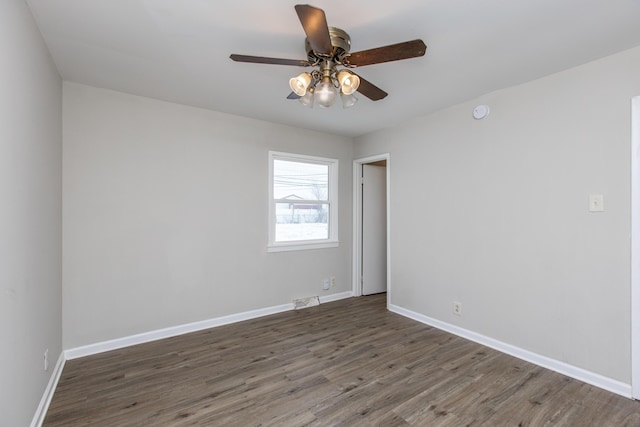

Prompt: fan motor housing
xmin=306 ymin=27 xmax=351 ymax=63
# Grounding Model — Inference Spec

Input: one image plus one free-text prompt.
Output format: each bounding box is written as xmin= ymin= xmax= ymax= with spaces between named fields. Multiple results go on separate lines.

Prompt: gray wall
xmin=0 ymin=0 xmax=62 ymax=425
xmin=7 ymin=4 xmax=639 ymax=420
xmin=355 ymin=46 xmax=640 ymax=383
xmin=63 ymin=83 xmax=353 ymax=349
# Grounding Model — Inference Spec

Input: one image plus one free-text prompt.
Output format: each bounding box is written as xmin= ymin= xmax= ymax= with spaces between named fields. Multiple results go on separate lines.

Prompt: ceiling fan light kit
xmin=230 ymin=4 xmax=427 ymax=109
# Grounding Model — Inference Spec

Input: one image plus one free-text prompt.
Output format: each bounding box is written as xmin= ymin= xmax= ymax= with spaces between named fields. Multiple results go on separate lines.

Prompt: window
xmin=268 ymin=151 xmax=339 ymax=252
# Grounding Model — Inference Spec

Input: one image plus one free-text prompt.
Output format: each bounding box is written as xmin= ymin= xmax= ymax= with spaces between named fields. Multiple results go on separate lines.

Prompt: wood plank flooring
xmin=44 ymin=294 xmax=640 ymax=426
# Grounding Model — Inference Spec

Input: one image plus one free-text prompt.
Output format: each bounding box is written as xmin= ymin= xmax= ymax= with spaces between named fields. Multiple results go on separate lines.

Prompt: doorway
xmin=353 ymin=154 xmax=390 ymax=302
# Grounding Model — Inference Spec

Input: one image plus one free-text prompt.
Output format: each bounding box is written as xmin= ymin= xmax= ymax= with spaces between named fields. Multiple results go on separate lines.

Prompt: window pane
xmin=275 ymin=202 xmax=329 ymax=242
xmin=273 ymin=160 xmax=328 ymax=201
xmin=268 ymin=151 xmax=338 ymax=251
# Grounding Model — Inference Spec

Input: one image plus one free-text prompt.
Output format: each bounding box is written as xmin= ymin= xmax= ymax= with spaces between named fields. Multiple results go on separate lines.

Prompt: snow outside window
xmin=268 ymin=151 xmax=339 ymax=252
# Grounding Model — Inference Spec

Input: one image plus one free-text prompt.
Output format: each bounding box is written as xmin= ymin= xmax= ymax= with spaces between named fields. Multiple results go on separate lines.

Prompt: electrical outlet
xmin=453 ymin=302 xmax=462 ymax=316
xmin=44 ymin=349 xmax=49 ymax=371
xmin=323 ymin=278 xmax=330 ymax=290
xmin=330 ymin=276 xmax=336 ymax=287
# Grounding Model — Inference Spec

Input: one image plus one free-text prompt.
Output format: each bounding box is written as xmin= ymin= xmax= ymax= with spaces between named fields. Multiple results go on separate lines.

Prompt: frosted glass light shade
xmin=298 ymin=88 xmax=314 ymax=108
xmin=341 ymin=93 xmax=358 ymax=109
xmin=289 ymin=72 xmax=312 ymax=96
xmin=337 ymin=70 xmax=360 ymax=95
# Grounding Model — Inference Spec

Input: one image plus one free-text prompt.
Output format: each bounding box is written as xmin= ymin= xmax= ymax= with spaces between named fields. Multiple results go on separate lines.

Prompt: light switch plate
xmin=589 ymin=194 xmax=604 ymax=212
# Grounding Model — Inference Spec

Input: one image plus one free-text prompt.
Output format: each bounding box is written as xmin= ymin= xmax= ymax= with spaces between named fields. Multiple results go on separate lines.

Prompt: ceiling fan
xmin=230 ymin=4 xmax=427 ymax=109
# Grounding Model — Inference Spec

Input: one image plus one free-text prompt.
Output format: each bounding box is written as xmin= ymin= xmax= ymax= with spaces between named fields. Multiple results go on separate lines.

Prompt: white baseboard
xmin=320 ymin=291 xmax=353 ymax=304
xmin=389 ymin=304 xmax=632 ymax=399
xmin=65 ymin=291 xmax=353 ymax=360
xmin=64 ymin=303 xmax=293 ymax=360
xmin=30 ymin=352 xmax=65 ymax=427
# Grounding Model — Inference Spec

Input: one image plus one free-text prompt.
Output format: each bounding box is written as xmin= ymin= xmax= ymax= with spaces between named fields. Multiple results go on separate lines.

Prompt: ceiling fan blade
xmin=230 ymin=54 xmax=310 ymax=67
xmin=354 ymin=74 xmax=388 ymax=101
xmin=346 ymin=39 xmax=427 ymax=67
xmin=295 ymin=4 xmax=333 ymax=55
xmin=287 ymin=92 xmax=301 ymax=100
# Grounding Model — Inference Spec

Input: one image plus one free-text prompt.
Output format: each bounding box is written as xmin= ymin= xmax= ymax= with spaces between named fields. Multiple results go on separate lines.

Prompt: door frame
xmin=632 ymin=96 xmax=640 ymax=399
xmin=352 ymin=153 xmax=391 ymax=305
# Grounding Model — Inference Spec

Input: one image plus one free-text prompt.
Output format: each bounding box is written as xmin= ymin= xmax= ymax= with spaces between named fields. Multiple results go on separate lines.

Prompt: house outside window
xmin=268 ymin=151 xmax=339 ymax=252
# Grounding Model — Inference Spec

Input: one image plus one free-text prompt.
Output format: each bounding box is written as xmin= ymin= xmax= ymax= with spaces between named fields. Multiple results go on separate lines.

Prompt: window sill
xmin=267 ymin=240 xmax=339 ymax=253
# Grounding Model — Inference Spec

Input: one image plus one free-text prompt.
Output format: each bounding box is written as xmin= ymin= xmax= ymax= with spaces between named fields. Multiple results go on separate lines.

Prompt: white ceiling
xmin=26 ymin=0 xmax=640 ymax=137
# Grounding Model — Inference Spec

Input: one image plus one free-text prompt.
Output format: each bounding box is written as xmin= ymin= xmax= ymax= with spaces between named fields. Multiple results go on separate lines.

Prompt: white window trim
xmin=268 ymin=151 xmax=339 ymax=252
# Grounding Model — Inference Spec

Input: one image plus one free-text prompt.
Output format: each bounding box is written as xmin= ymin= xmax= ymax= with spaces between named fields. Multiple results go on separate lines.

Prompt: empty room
xmin=5 ymin=0 xmax=640 ymax=425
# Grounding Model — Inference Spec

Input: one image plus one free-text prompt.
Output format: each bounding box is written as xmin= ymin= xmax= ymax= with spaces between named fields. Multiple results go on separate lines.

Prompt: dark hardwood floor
xmin=44 ymin=294 xmax=640 ymax=426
